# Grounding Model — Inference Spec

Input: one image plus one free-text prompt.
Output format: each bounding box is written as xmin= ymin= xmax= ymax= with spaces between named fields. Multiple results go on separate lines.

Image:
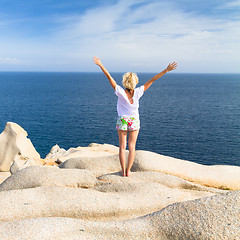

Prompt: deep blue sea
xmin=0 ymin=72 xmax=239 ymax=166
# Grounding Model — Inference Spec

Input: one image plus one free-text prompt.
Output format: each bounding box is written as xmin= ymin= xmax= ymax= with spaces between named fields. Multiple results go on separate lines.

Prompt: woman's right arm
xmin=144 ymin=62 xmax=177 ymax=91
xmin=93 ymin=56 xmax=117 ymax=90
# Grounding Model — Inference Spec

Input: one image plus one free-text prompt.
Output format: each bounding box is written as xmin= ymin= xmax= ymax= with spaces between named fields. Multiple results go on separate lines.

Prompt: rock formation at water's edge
xmin=0 ymin=122 xmax=239 ymax=239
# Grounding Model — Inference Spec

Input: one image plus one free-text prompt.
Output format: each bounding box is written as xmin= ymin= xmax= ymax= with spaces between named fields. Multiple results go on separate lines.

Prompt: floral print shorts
xmin=116 ymin=116 xmax=140 ymax=131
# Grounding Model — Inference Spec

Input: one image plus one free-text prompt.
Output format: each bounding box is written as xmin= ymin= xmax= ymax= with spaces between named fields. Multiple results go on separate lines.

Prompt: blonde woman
xmin=93 ymin=56 xmax=177 ymax=177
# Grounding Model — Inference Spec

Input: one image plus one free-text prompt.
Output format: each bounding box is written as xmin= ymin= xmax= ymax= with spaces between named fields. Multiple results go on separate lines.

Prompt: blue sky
xmin=0 ymin=0 xmax=239 ymax=73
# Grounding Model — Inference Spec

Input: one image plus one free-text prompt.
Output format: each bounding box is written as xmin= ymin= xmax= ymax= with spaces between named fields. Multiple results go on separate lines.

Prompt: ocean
xmin=0 ymin=72 xmax=239 ymax=166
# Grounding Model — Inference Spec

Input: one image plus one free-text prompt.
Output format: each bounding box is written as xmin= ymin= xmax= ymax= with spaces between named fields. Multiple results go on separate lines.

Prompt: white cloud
xmin=220 ymin=0 xmax=240 ymax=8
xmin=52 ymin=0 xmax=240 ymax=72
xmin=0 ymin=57 xmax=21 ymax=64
xmin=0 ymin=0 xmax=239 ymax=72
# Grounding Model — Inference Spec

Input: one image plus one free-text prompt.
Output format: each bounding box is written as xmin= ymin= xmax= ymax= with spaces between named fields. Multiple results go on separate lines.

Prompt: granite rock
xmin=0 ymin=122 xmax=40 ymax=171
xmin=0 ymin=165 xmax=97 ymax=191
xmin=0 ymin=190 xmax=239 ymax=240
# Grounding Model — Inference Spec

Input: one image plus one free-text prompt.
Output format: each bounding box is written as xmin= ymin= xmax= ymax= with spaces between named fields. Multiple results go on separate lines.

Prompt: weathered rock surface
xmin=132 ymin=150 xmax=240 ymax=190
xmin=44 ymin=144 xmax=66 ymax=161
xmin=58 ymin=154 xmax=123 ymax=173
xmin=0 ymin=122 xmax=40 ymax=171
xmin=0 ymin=172 xmax=11 ymax=184
xmin=97 ymin=171 xmax=222 ymax=194
xmin=45 ymin=143 xmax=119 ymax=164
xmin=0 ymin=181 xmax=217 ymax=222
xmin=54 ymin=147 xmax=240 ymax=191
xmin=0 ymin=165 xmax=97 ymax=191
xmin=0 ymin=190 xmax=239 ymax=240
xmin=10 ymin=158 xmax=44 ymax=175
xmin=0 ymin=122 xmax=239 ymax=239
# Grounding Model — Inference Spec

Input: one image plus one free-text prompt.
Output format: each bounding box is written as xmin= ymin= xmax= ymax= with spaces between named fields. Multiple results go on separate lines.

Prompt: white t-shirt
xmin=115 ymin=84 xmax=144 ymax=119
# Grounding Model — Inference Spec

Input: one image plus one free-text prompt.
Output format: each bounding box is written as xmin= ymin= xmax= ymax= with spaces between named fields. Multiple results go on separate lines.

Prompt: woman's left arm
xmin=144 ymin=62 xmax=177 ymax=91
xmin=93 ymin=56 xmax=117 ymax=90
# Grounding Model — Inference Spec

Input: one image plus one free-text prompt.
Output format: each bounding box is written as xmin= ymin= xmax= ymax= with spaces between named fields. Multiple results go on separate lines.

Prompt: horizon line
xmin=0 ymin=71 xmax=239 ymax=74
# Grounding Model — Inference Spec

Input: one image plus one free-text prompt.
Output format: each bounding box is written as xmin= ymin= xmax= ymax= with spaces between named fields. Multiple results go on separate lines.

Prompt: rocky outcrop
xmin=132 ymin=150 xmax=240 ymax=190
xmin=45 ymin=143 xmax=119 ymax=164
xmin=55 ymin=149 xmax=240 ymax=190
xmin=0 ymin=165 xmax=97 ymax=191
xmin=0 ymin=122 xmax=41 ymax=171
xmin=44 ymin=144 xmax=66 ymax=162
xmin=0 ymin=122 xmax=239 ymax=239
xmin=58 ymin=154 xmax=122 ymax=173
xmin=0 ymin=168 xmax=223 ymax=222
xmin=0 ymin=190 xmax=239 ymax=239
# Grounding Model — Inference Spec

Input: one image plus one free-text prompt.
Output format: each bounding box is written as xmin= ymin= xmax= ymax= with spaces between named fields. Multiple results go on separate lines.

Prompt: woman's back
xmin=115 ymin=84 xmax=144 ymax=119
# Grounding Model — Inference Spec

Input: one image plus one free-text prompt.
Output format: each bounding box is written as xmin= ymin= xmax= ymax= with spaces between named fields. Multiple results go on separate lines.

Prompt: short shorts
xmin=116 ymin=116 xmax=140 ymax=131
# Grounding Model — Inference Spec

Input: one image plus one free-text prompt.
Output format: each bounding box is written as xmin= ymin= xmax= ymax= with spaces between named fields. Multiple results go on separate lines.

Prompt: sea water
xmin=0 ymin=72 xmax=239 ymax=166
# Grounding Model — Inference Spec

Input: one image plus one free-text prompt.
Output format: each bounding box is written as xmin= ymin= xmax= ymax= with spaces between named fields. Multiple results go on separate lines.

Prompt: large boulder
xmin=58 ymin=154 xmax=123 ymax=172
xmin=132 ymin=150 xmax=240 ymax=190
xmin=10 ymin=158 xmax=44 ymax=175
xmin=45 ymin=143 xmax=119 ymax=164
xmin=44 ymin=144 xmax=66 ymax=161
xmin=0 ymin=165 xmax=97 ymax=191
xmin=0 ymin=122 xmax=40 ymax=171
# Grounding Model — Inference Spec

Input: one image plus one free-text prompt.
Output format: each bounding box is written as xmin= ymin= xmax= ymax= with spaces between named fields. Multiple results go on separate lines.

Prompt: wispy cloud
xmin=54 ymin=0 xmax=240 ymax=72
xmin=0 ymin=57 xmax=21 ymax=64
xmin=220 ymin=0 xmax=240 ymax=8
xmin=0 ymin=0 xmax=239 ymax=72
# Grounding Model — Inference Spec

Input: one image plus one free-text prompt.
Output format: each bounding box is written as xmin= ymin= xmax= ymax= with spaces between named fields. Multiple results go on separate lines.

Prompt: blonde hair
xmin=122 ymin=72 xmax=139 ymax=90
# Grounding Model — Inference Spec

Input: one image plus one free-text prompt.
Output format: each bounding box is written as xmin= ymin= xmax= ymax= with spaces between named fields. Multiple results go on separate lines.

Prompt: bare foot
xmin=126 ymin=170 xmax=131 ymax=177
xmin=121 ymin=170 xmax=126 ymax=177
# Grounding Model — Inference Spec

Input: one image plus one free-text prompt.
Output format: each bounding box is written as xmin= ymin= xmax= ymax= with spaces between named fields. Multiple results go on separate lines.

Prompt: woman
xmin=93 ymin=56 xmax=177 ymax=177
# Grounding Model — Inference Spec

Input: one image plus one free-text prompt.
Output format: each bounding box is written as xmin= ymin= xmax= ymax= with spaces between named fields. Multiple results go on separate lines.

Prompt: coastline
xmin=0 ymin=122 xmax=239 ymax=239
xmin=1 ymin=72 xmax=240 ymax=166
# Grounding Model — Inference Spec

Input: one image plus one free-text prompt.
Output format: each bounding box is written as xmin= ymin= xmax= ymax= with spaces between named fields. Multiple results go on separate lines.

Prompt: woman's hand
xmin=166 ymin=62 xmax=178 ymax=72
xmin=93 ymin=56 xmax=102 ymax=67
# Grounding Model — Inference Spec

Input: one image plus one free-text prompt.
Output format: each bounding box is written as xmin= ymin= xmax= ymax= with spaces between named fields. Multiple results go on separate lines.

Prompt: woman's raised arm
xmin=93 ymin=56 xmax=117 ymax=90
xmin=144 ymin=62 xmax=177 ymax=91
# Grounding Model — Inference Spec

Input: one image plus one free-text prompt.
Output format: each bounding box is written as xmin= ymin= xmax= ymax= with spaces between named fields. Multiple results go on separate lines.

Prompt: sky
xmin=0 ymin=0 xmax=239 ymax=73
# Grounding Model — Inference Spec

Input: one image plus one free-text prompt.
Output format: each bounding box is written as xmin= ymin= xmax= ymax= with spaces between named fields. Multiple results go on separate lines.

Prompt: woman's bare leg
xmin=126 ymin=130 xmax=139 ymax=177
xmin=117 ymin=130 xmax=128 ymax=176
